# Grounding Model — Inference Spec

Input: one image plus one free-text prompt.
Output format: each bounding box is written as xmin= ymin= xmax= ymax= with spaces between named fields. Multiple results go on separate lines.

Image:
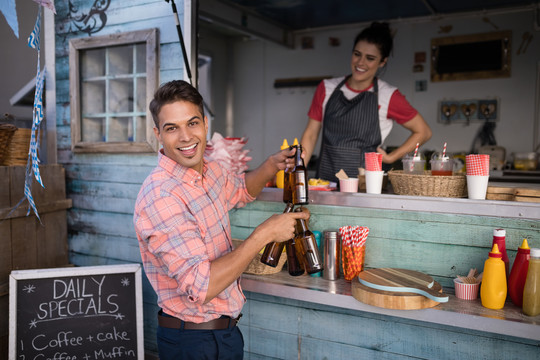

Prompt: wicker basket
xmin=0 ymin=123 xmax=18 ymax=165
xmin=2 ymin=128 xmax=33 ymax=166
xmin=232 ymin=239 xmax=287 ymax=275
xmin=388 ymin=170 xmax=467 ymax=198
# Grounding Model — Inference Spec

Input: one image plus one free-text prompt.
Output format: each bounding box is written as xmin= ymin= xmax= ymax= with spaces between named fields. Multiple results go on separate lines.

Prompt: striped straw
xmin=442 ymin=142 xmax=447 ymax=158
xmin=410 ymin=143 xmax=420 ymax=172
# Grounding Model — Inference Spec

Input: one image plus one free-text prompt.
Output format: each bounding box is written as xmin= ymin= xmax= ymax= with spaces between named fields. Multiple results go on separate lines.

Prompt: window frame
xmin=69 ymin=28 xmax=159 ymax=153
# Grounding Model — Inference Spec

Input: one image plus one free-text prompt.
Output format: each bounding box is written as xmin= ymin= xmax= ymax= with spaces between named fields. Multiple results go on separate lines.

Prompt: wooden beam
xmin=199 ymin=0 xmax=294 ymax=48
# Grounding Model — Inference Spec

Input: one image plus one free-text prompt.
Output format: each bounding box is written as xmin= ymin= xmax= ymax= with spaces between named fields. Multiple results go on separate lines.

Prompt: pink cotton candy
xmin=205 ymin=133 xmax=252 ymax=174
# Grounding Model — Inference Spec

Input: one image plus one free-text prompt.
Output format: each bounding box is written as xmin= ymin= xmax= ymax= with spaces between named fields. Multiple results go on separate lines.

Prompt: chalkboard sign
xmin=9 ymin=264 xmax=144 ymax=359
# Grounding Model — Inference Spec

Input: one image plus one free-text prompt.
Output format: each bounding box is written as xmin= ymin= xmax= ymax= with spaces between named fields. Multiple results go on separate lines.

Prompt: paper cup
xmin=339 ymin=178 xmax=359 ymax=193
xmin=466 ymin=175 xmax=489 ymax=199
xmin=453 ymin=278 xmax=480 ymax=300
xmin=365 ymin=170 xmax=384 ymax=194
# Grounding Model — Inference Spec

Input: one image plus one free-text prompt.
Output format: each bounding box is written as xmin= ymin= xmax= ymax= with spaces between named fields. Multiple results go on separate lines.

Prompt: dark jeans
xmin=157 ymin=312 xmax=244 ymax=360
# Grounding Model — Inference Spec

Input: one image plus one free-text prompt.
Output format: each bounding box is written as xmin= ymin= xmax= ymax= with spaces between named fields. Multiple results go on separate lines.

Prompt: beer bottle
xmin=286 ymin=238 xmax=305 ymax=276
xmin=282 ymin=147 xmax=295 ymax=204
xmin=291 ymin=145 xmax=308 ymax=205
xmin=260 ymin=203 xmax=294 ymax=267
xmin=293 ymin=208 xmax=323 ymax=275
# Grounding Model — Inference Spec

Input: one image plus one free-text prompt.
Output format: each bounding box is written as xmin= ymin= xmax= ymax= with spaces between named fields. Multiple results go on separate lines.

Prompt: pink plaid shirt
xmin=134 ymin=150 xmax=255 ymax=323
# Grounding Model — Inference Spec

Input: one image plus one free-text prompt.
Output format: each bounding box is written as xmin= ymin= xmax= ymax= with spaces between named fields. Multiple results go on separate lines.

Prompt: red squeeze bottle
xmin=508 ymin=239 xmax=531 ymax=307
xmin=492 ymin=229 xmax=509 ymax=277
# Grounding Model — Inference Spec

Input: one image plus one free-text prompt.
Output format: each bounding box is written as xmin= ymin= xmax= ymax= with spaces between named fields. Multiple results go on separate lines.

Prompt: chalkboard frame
xmin=9 ymin=264 xmax=144 ymax=359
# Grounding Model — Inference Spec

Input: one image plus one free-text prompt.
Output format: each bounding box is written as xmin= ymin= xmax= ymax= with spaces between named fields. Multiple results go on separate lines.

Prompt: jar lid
xmin=530 ymin=248 xmax=540 ymax=258
xmin=324 ymin=230 xmax=339 ymax=239
xmin=493 ymin=228 xmax=506 ymax=237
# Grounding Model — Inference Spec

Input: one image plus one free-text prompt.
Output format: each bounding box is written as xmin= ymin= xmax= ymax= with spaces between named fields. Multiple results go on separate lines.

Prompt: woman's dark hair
xmin=353 ymin=22 xmax=393 ymax=60
xmin=149 ymin=80 xmax=205 ymax=129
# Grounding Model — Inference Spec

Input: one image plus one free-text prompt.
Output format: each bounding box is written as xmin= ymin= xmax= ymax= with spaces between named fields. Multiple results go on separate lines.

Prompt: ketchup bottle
xmin=508 ymin=239 xmax=530 ymax=307
xmin=492 ymin=228 xmax=509 ymax=277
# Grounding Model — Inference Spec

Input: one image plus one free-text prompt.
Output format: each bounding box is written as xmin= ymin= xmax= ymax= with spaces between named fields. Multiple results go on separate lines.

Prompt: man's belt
xmin=158 ymin=311 xmax=242 ymax=330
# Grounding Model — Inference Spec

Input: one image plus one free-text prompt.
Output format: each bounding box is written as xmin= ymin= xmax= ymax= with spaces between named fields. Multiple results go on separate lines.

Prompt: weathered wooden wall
xmin=230 ymin=201 xmax=540 ymax=288
xmin=54 ymin=0 xmax=186 ymax=355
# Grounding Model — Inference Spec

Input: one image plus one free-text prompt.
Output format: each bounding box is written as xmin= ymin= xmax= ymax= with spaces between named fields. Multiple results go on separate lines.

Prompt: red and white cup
xmin=453 ymin=278 xmax=480 ymax=300
xmin=365 ymin=152 xmax=383 ymax=171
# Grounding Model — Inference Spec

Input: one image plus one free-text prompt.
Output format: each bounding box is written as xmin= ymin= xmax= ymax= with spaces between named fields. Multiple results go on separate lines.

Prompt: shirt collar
xmin=158 ymin=149 xmax=208 ymax=183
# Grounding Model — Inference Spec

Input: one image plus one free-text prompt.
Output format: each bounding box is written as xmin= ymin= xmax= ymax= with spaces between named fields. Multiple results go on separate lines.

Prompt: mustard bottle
xmin=276 ymin=139 xmax=289 ymax=189
xmin=523 ymin=248 xmax=540 ymax=316
xmin=480 ymin=243 xmax=507 ymax=310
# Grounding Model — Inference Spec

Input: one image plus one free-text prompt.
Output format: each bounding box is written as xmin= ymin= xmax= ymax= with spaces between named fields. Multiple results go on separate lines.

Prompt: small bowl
xmin=453 ymin=278 xmax=480 ymax=300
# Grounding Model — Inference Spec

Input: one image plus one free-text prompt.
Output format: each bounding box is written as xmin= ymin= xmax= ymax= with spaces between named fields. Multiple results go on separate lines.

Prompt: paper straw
xmin=410 ymin=143 xmax=419 ymax=172
xmin=442 ymin=142 xmax=447 ymax=158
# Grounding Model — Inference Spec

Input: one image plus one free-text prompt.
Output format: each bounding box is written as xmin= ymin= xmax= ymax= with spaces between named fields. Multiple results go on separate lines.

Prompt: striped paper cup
xmin=453 ymin=278 xmax=480 ymax=300
xmin=365 ymin=152 xmax=382 ymax=171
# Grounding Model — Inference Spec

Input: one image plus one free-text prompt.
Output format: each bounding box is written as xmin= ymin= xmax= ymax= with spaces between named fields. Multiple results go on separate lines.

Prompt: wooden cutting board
xmin=487 ymin=183 xmax=540 ymax=202
xmin=352 ymin=268 xmax=447 ymax=310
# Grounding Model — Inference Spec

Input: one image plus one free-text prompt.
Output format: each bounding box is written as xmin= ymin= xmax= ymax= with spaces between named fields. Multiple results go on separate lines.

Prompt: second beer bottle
xmin=293 ymin=208 xmax=323 ymax=274
xmin=260 ymin=203 xmax=294 ymax=267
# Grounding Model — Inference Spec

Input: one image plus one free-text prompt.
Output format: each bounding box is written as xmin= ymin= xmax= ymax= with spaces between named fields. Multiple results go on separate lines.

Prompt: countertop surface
xmin=241 ymin=270 xmax=540 ymax=341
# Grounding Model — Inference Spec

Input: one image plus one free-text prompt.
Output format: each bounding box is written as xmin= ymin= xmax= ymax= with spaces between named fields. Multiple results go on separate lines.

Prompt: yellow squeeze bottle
xmin=276 ymin=139 xmax=290 ymax=189
xmin=480 ymin=244 xmax=507 ymax=310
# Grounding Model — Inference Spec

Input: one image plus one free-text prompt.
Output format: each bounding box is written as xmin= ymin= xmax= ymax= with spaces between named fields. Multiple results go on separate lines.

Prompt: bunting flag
xmin=23 ymin=6 xmax=45 ymax=220
xmin=0 ymin=0 xmax=19 ymax=38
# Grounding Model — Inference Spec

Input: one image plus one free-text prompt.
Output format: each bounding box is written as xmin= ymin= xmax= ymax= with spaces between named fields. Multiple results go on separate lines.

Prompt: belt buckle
xmin=233 ymin=313 xmax=242 ymax=325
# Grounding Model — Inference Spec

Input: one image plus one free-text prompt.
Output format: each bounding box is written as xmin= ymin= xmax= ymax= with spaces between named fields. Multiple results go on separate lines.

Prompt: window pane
xmin=81 ymin=49 xmax=105 ymax=78
xmin=82 ymin=117 xmax=105 ymax=142
xmin=109 ymin=116 xmax=131 ymax=141
xmin=136 ymin=43 xmax=146 ymax=73
xmin=109 ymin=79 xmax=133 ymax=113
xmin=136 ymin=77 xmax=146 ymax=112
xmin=136 ymin=116 xmax=146 ymax=142
xmin=109 ymin=45 xmax=133 ymax=75
xmin=81 ymin=80 xmax=106 ymax=114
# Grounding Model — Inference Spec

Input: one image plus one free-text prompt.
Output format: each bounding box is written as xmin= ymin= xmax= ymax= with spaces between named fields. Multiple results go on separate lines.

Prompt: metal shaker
xmin=323 ymin=230 xmax=340 ymax=280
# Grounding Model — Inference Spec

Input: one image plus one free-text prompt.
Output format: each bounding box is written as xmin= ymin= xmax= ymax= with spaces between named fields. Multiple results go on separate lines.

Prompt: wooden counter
xmin=229 ymin=188 xmax=540 ymax=358
xmin=240 ymin=270 xmax=540 ymax=341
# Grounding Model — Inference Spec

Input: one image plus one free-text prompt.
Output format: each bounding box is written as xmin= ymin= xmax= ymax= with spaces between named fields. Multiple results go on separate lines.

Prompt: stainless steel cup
xmin=323 ymin=230 xmax=340 ymax=280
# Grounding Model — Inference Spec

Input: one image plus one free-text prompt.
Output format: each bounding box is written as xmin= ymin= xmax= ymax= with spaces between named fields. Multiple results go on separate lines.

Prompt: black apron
xmin=316 ymin=77 xmax=381 ymax=183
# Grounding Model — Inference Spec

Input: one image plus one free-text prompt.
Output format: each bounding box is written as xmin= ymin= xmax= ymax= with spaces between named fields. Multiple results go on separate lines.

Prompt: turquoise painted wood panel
xmin=230 ymin=201 xmax=540 ymax=287
xmin=242 ymin=292 xmax=540 ymax=360
xmin=67 ymin=208 xmax=137 ymax=238
xmin=65 ymin=164 xmax=154 ymax=184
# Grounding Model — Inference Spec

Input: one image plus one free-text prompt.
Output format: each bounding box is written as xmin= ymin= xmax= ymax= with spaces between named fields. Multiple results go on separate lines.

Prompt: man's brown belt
xmin=158 ymin=312 xmax=241 ymax=330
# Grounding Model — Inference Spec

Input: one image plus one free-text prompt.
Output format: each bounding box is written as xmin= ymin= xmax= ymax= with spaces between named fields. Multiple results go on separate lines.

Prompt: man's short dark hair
xmin=149 ymin=80 xmax=205 ymax=129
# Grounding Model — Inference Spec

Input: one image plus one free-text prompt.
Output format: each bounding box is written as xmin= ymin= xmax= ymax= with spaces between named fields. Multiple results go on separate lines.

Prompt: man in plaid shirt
xmin=134 ymin=80 xmax=308 ymax=359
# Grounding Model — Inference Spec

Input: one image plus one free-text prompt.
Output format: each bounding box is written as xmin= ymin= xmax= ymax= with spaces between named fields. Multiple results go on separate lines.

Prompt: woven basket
xmin=388 ymin=170 xmax=467 ymax=198
xmin=232 ymin=239 xmax=287 ymax=275
xmin=2 ymin=128 xmax=33 ymax=166
xmin=0 ymin=124 xmax=18 ymax=165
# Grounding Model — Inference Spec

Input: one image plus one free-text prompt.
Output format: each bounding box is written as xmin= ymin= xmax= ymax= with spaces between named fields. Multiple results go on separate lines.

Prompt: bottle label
xmin=293 ymin=172 xmax=308 ymax=204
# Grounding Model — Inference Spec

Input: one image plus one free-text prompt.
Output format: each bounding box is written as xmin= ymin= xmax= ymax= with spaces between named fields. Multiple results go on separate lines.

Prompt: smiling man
xmin=133 ymin=80 xmax=308 ymax=359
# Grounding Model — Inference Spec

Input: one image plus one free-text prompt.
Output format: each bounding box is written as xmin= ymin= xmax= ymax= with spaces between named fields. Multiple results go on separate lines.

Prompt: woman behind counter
xmin=300 ymin=22 xmax=432 ymax=182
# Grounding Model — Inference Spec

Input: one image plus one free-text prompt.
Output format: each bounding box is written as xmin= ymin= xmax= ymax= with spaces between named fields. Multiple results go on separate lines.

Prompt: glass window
xmin=69 ymin=29 xmax=158 ymax=153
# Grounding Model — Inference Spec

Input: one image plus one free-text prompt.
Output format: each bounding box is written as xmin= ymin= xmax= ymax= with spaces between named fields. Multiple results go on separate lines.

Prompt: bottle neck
xmin=294 ymin=145 xmax=304 ymax=167
xmin=283 ymin=203 xmax=294 ymax=213
xmin=297 ymin=218 xmax=309 ymax=233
